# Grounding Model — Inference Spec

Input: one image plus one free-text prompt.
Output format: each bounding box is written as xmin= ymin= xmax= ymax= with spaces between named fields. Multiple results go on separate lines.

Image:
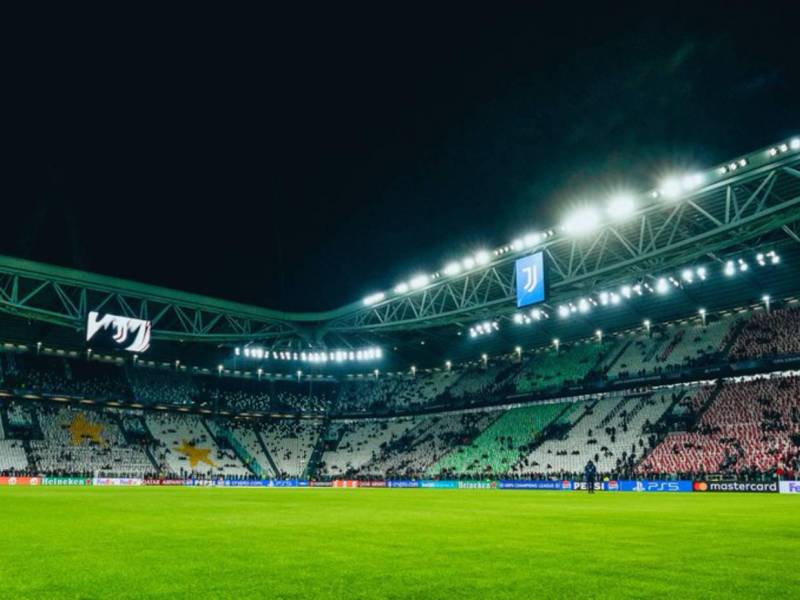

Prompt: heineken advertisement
xmin=42 ymin=477 xmax=92 ymax=486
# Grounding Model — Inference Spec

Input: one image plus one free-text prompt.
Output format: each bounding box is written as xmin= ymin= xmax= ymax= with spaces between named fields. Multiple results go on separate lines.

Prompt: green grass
xmin=0 ymin=488 xmax=798 ymax=599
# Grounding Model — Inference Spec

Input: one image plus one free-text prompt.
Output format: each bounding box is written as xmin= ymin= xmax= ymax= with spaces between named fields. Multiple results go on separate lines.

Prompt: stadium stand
xmin=319 ymin=417 xmax=419 ymax=477
xmin=428 ymin=402 xmax=569 ymax=477
xmin=638 ymin=375 xmax=800 ymax=477
xmin=28 ymin=404 xmax=153 ymax=477
xmin=514 ymin=340 xmax=610 ymax=393
xmin=257 ymin=418 xmax=323 ymax=477
xmin=145 ymin=412 xmax=250 ymax=477
xmin=728 ymin=306 xmax=800 ymax=360
xmin=356 ymin=411 xmax=497 ymax=479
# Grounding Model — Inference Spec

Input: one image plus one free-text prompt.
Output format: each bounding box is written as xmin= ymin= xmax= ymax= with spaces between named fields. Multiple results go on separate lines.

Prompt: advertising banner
xmin=92 ymin=477 xmax=144 ymax=487
xmin=458 ymin=481 xmax=496 ymax=489
xmin=309 ymin=481 xmax=333 ymax=487
xmin=144 ymin=479 xmax=185 ymax=486
xmin=779 ymin=481 xmax=800 ymax=494
xmin=270 ymin=479 xmax=308 ymax=487
xmin=222 ymin=480 xmax=269 ymax=487
xmin=387 ymin=480 xmax=420 ymax=488
xmin=419 ymin=480 xmax=459 ymax=489
xmin=333 ymin=480 xmax=359 ymax=488
xmin=617 ymin=480 xmax=693 ymax=492
xmin=42 ymin=477 xmax=91 ymax=486
xmin=499 ymin=480 xmax=572 ymax=490
xmin=359 ymin=480 xmax=387 ymax=488
xmin=0 ymin=476 xmax=41 ymax=486
xmin=693 ymin=481 xmax=778 ymax=493
xmin=515 ymin=251 xmax=546 ymax=307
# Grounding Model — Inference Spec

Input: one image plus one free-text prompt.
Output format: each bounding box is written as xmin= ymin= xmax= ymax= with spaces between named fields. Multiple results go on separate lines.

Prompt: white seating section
xmin=320 ymin=418 xmax=418 ymax=477
xmin=29 ymin=405 xmax=152 ymax=476
xmin=258 ymin=419 xmax=323 ymax=477
xmin=145 ymin=413 xmax=249 ymax=477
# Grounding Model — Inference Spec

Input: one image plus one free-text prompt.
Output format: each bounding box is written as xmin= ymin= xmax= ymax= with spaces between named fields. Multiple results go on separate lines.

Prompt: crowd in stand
xmin=2 ymin=304 xmax=800 ymax=481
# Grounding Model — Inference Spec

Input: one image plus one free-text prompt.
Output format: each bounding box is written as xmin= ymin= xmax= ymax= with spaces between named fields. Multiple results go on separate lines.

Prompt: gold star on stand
xmin=68 ymin=414 xmax=105 ymax=446
xmin=175 ymin=440 xmax=216 ymax=469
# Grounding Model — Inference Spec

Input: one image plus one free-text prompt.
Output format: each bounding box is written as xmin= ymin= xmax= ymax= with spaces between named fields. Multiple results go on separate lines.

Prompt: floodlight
xmin=656 ymin=278 xmax=669 ymax=294
xmin=620 ymin=285 xmax=632 ymax=299
xmin=462 ymin=256 xmax=476 ymax=270
xmin=562 ymin=207 xmax=601 ymax=236
xmin=607 ymin=194 xmax=635 ymax=220
xmin=659 ymin=177 xmax=683 ymax=199
xmin=791 ymin=138 xmax=800 ymax=150
xmin=363 ymin=292 xmax=385 ymax=306
xmin=513 ymin=313 xmax=524 ymax=324
xmin=443 ymin=262 xmax=462 ymax=276
xmin=681 ymin=269 xmax=694 ymax=283
xmin=523 ymin=232 xmax=541 ymax=247
xmin=474 ymin=250 xmax=491 ymax=265
xmin=410 ymin=274 xmax=429 ymax=289
xmin=696 ymin=267 xmax=707 ymax=280
xmin=724 ymin=261 xmax=735 ymax=276
xmin=558 ymin=305 xmax=570 ymax=318
xmin=394 ymin=282 xmax=409 ymax=294
xmin=578 ymin=298 xmax=590 ymax=313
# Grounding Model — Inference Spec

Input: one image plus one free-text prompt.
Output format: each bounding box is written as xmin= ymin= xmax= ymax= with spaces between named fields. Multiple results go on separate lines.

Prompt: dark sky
xmin=7 ymin=5 xmax=799 ymax=312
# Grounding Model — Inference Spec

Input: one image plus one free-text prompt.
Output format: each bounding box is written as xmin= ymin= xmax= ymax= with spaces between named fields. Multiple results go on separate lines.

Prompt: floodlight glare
xmin=394 ymin=282 xmax=409 ymax=294
xmin=558 ymin=305 xmax=570 ymax=318
xmin=724 ymin=261 xmax=735 ymax=276
xmin=681 ymin=269 xmax=694 ymax=283
xmin=409 ymin=274 xmax=429 ymax=289
xmin=562 ymin=207 xmax=600 ymax=236
xmin=621 ymin=285 xmax=632 ymax=299
xmin=656 ymin=278 xmax=669 ymax=294
xmin=363 ymin=292 xmax=385 ymax=306
xmin=578 ymin=298 xmax=590 ymax=313
xmin=696 ymin=266 xmax=707 ymax=280
xmin=523 ymin=232 xmax=541 ymax=247
xmin=443 ymin=262 xmax=462 ymax=276
xmin=462 ymin=256 xmax=476 ymax=270
xmin=659 ymin=177 xmax=683 ymax=199
xmin=607 ymin=194 xmax=636 ymax=220
xmin=474 ymin=250 xmax=491 ymax=265
xmin=791 ymin=138 xmax=800 ymax=150
xmin=513 ymin=313 xmax=524 ymax=324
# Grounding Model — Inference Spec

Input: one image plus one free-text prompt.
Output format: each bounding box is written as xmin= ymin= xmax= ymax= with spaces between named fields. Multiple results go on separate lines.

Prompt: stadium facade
xmin=1 ymin=136 xmax=800 ymax=486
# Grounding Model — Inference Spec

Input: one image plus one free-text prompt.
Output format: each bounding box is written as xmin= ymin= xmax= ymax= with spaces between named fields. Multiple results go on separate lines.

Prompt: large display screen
xmin=515 ymin=251 xmax=546 ymax=307
xmin=86 ymin=311 xmax=152 ymax=353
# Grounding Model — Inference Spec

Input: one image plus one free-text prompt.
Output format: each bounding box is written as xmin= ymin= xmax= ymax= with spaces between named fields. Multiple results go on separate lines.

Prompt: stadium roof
xmin=1 ymin=136 xmax=800 ymax=374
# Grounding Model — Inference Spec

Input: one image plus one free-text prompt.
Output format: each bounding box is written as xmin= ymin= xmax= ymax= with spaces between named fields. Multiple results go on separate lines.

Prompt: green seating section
xmin=515 ymin=342 xmax=610 ymax=394
xmin=428 ymin=402 xmax=569 ymax=476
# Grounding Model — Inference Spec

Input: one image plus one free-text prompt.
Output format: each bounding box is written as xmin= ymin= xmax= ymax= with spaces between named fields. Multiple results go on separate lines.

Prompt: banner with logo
xmin=309 ymin=481 xmax=333 ymax=487
xmin=387 ymin=480 xmax=420 ymax=488
xmin=693 ymin=481 xmax=778 ymax=493
xmin=42 ymin=477 xmax=91 ymax=486
xmin=617 ymin=480 xmax=693 ymax=492
xmin=359 ymin=480 xmax=387 ymax=488
xmin=0 ymin=476 xmax=41 ymax=486
xmin=419 ymin=480 xmax=459 ymax=489
xmin=499 ymin=480 xmax=572 ymax=490
xmin=458 ymin=481 xmax=496 ymax=489
xmin=92 ymin=477 xmax=144 ymax=487
xmin=779 ymin=481 xmax=800 ymax=494
xmin=333 ymin=480 xmax=360 ymax=488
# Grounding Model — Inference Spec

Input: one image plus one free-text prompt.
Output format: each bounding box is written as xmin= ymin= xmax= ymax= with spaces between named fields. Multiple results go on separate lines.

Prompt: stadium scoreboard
xmin=86 ymin=311 xmax=152 ymax=353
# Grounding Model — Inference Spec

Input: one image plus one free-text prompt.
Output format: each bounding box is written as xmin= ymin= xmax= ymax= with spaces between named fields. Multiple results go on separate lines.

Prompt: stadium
xmin=4 ymin=9 xmax=800 ymax=599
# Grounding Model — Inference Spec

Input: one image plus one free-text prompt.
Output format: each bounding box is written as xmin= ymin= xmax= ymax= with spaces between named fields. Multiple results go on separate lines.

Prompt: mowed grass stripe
xmin=0 ymin=488 xmax=797 ymax=599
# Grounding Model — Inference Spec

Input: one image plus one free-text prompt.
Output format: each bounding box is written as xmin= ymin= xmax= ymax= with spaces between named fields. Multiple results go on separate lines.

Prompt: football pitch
xmin=1 ymin=488 xmax=798 ymax=599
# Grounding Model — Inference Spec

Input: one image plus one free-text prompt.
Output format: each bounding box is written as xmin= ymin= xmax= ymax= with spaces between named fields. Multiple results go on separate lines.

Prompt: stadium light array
xmin=236 ymin=345 xmax=383 ymax=364
xmin=606 ymin=194 xmax=636 ymax=220
xmin=362 ymin=292 xmax=385 ymax=306
xmin=469 ymin=320 xmax=499 ymax=338
xmin=561 ymin=207 xmax=600 ymax=236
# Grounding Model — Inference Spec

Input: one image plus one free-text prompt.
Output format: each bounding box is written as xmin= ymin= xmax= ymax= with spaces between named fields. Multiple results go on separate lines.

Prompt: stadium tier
xmin=1 ymin=302 xmax=800 ymax=480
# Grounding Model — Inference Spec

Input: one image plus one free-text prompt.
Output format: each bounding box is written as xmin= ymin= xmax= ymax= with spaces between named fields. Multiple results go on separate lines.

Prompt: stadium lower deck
xmin=2 ymin=301 xmax=800 ymax=484
xmin=1 ymin=487 xmax=797 ymax=599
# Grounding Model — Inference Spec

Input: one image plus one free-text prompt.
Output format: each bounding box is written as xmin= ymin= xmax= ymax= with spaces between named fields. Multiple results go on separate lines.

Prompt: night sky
xmin=7 ymin=5 xmax=799 ymax=312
